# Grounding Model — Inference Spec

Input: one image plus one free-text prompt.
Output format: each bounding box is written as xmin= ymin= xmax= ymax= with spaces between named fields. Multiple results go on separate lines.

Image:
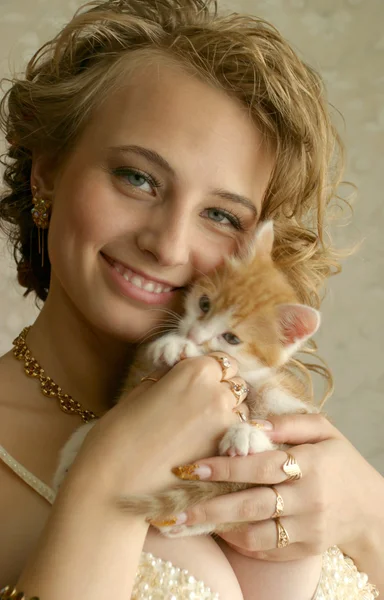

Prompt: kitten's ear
xmin=247 ymin=220 xmax=274 ymax=261
xmin=277 ymin=303 xmax=321 ymax=358
xmin=232 ymin=220 xmax=274 ymax=264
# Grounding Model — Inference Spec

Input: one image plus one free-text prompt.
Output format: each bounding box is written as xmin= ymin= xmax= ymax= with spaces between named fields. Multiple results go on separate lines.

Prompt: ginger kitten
xmin=53 ymin=221 xmax=320 ymax=537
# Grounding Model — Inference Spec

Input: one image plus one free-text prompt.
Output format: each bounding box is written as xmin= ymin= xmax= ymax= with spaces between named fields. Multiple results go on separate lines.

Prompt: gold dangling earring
xmin=31 ymin=185 xmax=51 ymax=267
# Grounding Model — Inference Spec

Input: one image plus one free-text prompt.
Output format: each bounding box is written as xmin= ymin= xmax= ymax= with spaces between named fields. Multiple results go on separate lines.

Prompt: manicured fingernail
xmin=172 ymin=463 xmax=212 ymax=480
xmin=148 ymin=517 xmax=178 ymax=527
xmin=249 ymin=419 xmax=274 ymax=431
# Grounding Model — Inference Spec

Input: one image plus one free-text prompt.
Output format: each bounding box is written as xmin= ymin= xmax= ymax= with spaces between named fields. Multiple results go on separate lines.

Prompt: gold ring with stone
xmin=209 ymin=353 xmax=232 ymax=380
xmin=282 ymin=452 xmax=302 ymax=482
xmin=225 ymin=379 xmax=250 ymax=406
xmin=275 ymin=517 xmax=290 ymax=548
xmin=141 ymin=376 xmax=159 ymax=383
xmin=234 ymin=409 xmax=247 ymax=423
xmin=270 ymin=486 xmax=284 ymax=518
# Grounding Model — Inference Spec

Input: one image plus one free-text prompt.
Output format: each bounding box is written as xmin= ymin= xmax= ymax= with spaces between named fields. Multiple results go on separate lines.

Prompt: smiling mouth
xmin=102 ymin=253 xmax=180 ymax=295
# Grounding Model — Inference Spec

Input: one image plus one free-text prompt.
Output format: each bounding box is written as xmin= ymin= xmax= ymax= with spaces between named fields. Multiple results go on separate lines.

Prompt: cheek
xmin=49 ymin=176 xmax=134 ymax=255
xmin=206 ymin=338 xmax=241 ymax=357
xmin=48 ymin=200 xmax=102 ymax=272
xmin=193 ymin=236 xmax=238 ymax=274
xmin=50 ymin=172 xmax=101 ymax=242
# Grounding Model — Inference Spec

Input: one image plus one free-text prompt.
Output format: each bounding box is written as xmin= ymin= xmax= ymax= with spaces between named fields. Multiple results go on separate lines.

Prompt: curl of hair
xmin=0 ymin=0 xmax=352 ymax=403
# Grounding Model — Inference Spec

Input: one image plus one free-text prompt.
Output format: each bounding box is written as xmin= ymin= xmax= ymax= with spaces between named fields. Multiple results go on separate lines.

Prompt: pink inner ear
xmin=278 ymin=304 xmax=320 ymax=346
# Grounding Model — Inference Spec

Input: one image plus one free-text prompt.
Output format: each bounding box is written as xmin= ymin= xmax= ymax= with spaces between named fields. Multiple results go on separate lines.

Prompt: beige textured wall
xmin=0 ymin=0 xmax=383 ymax=473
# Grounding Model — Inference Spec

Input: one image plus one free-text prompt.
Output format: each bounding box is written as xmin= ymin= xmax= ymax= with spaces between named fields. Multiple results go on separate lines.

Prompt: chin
xmin=83 ymin=291 xmax=184 ymax=344
xmin=48 ymin=266 xmax=184 ymax=344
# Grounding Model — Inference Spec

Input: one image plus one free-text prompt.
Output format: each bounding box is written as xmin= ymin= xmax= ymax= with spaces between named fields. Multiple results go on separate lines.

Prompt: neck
xmin=26 ymin=287 xmax=137 ymax=417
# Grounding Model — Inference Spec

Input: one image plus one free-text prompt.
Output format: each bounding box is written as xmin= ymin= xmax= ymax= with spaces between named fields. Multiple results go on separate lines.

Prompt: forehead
xmin=81 ymin=55 xmax=274 ymax=212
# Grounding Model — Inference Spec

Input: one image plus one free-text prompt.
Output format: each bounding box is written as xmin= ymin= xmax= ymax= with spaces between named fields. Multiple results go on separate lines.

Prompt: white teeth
xmin=131 ymin=275 xmax=144 ymax=289
xmin=143 ymin=281 xmax=155 ymax=292
xmin=112 ymin=259 xmax=174 ymax=294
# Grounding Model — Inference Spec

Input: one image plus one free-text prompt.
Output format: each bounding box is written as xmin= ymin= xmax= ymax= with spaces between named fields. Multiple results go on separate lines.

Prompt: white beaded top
xmin=133 ymin=553 xmax=219 ymax=599
xmin=0 ymin=444 xmax=379 ymax=599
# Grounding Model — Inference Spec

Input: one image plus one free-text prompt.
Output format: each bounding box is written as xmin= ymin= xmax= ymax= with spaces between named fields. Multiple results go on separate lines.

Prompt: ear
xmin=31 ymin=151 xmax=61 ymax=202
xmin=277 ymin=303 xmax=321 ymax=357
xmin=246 ymin=220 xmax=275 ymax=261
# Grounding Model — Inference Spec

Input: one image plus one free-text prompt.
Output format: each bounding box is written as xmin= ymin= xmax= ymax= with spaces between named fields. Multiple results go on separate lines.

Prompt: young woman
xmin=0 ymin=1 xmax=382 ymax=598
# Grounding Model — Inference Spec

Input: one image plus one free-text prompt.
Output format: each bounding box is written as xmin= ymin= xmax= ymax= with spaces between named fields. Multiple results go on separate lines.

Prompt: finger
xmin=220 ymin=513 xmax=323 ymax=557
xmin=182 ymin=484 xmax=306 ymax=527
xmin=140 ymin=367 xmax=170 ymax=385
xmin=177 ymin=446 xmax=310 ymax=485
xmin=218 ymin=516 xmax=299 ymax=553
xmin=232 ymin=402 xmax=250 ymax=423
xmin=219 ymin=517 xmax=323 ymax=560
xmin=221 ymin=537 xmax=309 ymax=562
xmin=206 ymin=351 xmax=238 ymax=380
xmin=120 ymin=367 xmax=170 ymax=401
xmin=268 ymin=413 xmax=345 ymax=446
xmin=222 ymin=376 xmax=249 ymax=407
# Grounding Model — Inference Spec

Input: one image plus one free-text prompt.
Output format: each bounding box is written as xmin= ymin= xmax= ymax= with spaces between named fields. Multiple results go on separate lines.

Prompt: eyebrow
xmin=108 ymin=144 xmax=258 ymax=216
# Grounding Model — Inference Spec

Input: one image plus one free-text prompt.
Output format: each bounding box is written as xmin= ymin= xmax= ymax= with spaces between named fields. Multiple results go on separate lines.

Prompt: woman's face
xmin=39 ymin=58 xmax=274 ymax=341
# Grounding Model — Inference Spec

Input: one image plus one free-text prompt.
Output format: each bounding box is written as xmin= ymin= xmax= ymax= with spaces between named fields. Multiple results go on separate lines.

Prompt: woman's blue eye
xmin=127 ymin=172 xmax=149 ymax=189
xmin=113 ymin=168 xmax=161 ymax=194
xmin=207 ymin=209 xmax=230 ymax=223
xmin=202 ymin=208 xmax=244 ymax=231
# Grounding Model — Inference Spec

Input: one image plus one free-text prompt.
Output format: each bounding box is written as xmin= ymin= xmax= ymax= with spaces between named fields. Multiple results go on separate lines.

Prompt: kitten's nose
xmin=187 ymin=328 xmax=200 ymax=344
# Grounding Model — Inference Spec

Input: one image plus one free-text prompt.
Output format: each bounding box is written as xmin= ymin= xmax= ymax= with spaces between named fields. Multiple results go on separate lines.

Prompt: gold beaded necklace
xmin=12 ymin=326 xmax=99 ymax=423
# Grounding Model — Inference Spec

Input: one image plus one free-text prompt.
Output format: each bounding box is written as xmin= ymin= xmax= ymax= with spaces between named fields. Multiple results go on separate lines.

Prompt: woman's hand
xmin=69 ymin=352 xmax=250 ymax=501
xmin=170 ymin=413 xmax=383 ymax=562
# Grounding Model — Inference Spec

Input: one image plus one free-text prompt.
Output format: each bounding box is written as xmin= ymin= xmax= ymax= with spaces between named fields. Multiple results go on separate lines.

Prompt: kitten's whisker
xmin=138 ymin=325 xmax=177 ymax=337
xmin=147 ymin=321 xmax=179 ymax=330
xmin=138 ymin=325 xmax=178 ymax=345
xmin=146 ymin=307 xmax=181 ymax=320
xmin=191 ymin=266 xmax=217 ymax=293
xmin=139 ymin=333 xmax=173 ymax=345
xmin=145 ymin=314 xmax=180 ymax=326
xmin=155 ymin=308 xmax=182 ymax=321
xmin=144 ymin=325 xmax=176 ymax=333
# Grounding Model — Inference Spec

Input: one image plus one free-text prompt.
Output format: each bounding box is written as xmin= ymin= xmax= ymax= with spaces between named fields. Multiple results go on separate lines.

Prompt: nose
xmin=136 ymin=206 xmax=191 ymax=267
xmin=187 ymin=325 xmax=203 ymax=344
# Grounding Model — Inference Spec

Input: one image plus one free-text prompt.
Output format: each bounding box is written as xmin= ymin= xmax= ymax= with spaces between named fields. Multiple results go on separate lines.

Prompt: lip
xmin=100 ymin=253 xmax=181 ymax=306
xmin=101 ymin=252 xmax=181 ymax=289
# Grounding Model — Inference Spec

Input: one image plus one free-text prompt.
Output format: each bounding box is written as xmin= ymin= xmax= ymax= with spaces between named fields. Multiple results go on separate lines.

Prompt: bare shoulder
xmin=0 ymin=350 xmax=75 ymax=586
xmin=0 ymin=445 xmax=52 ymax=586
xmin=0 ymin=352 xmax=46 ymax=583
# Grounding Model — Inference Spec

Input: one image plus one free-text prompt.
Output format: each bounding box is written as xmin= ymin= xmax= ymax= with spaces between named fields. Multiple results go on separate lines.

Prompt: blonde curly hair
xmin=0 ymin=0 xmax=349 ymax=403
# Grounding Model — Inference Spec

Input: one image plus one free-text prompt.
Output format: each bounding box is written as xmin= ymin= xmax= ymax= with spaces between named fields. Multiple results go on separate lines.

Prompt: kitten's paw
xmin=219 ymin=423 xmax=276 ymax=456
xmin=52 ymin=421 xmax=95 ymax=492
xmin=247 ymin=424 xmax=277 ymax=453
xmin=156 ymin=523 xmax=216 ymax=538
xmin=52 ymin=462 xmax=70 ymax=492
xmin=180 ymin=339 xmax=202 ymax=359
xmin=148 ymin=334 xmax=199 ymax=366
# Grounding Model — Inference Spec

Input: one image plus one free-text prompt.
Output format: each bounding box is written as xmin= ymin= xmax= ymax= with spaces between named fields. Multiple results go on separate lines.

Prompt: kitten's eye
xmin=199 ymin=295 xmax=210 ymax=313
xmin=222 ymin=332 xmax=241 ymax=345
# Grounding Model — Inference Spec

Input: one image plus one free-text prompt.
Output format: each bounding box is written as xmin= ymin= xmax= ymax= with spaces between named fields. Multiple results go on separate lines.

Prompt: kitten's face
xmin=178 ymin=274 xmax=288 ymax=376
xmin=176 ymin=221 xmax=320 ymax=378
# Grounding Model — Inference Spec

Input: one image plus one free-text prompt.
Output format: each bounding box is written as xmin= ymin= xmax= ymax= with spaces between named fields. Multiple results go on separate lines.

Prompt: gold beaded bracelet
xmin=0 ymin=586 xmax=40 ymax=600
